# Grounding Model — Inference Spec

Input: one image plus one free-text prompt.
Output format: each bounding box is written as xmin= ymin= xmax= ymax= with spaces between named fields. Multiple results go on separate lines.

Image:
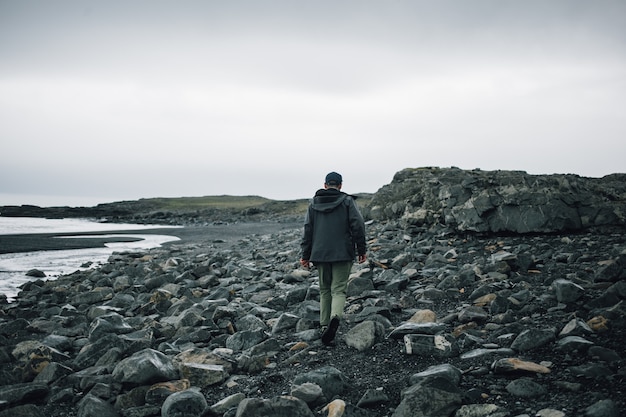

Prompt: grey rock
xmin=559 ymin=318 xmax=593 ymax=337
xmin=73 ymin=287 xmax=114 ymax=305
xmin=209 ymin=393 xmax=246 ymax=415
xmin=553 ymin=279 xmax=585 ymax=303
xmin=0 ymin=383 xmax=49 ymax=407
xmin=235 ymin=396 xmax=315 ymax=417
xmin=584 ymin=399 xmax=620 ymax=417
xmin=388 ymin=322 xmax=447 ymax=339
xmin=505 ymin=378 xmax=547 ymax=398
xmin=77 ymin=394 xmax=120 ymax=417
xmin=33 ymin=362 xmax=73 ymax=384
xmin=0 ymin=404 xmax=46 ymax=417
xmin=460 ymin=348 xmax=514 ymax=360
xmin=458 ymin=306 xmax=489 ymax=323
xmin=454 ymin=404 xmax=509 ymax=417
xmin=347 ymin=276 xmax=375 ymax=297
xmin=161 ymin=389 xmax=208 ymax=417
xmin=26 ymin=269 xmax=46 ymax=278
xmin=271 ymin=313 xmax=300 ymax=334
xmin=404 ymin=334 xmax=460 ymax=358
xmin=88 ymin=312 xmax=134 ymax=341
xmin=368 ymin=168 xmax=625 ymax=233
xmin=344 ymin=320 xmax=385 ymax=351
xmin=225 ymin=329 xmax=268 ymax=352
xmin=112 ymin=348 xmax=179 ymax=385
xmin=290 ymin=382 xmax=323 ymax=405
xmin=292 ymin=366 xmax=348 ymax=401
xmin=510 ymin=329 xmax=555 ymax=351
xmin=556 ymin=336 xmax=594 ymax=353
xmin=357 ymin=388 xmax=389 ymax=408
xmin=409 ymin=364 xmax=463 ymax=386
xmin=392 ymin=376 xmax=462 ymax=417
xmin=568 ymin=363 xmax=613 ymax=378
xmin=587 ymin=346 xmax=621 ymax=364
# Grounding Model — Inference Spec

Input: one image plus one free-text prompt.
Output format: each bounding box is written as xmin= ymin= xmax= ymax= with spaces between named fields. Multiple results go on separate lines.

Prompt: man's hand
xmin=358 ymin=254 xmax=367 ymax=264
xmin=300 ymin=259 xmax=310 ymax=268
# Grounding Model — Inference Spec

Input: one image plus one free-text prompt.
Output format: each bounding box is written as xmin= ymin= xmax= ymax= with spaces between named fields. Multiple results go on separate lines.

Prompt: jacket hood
xmin=311 ymin=188 xmax=347 ymax=212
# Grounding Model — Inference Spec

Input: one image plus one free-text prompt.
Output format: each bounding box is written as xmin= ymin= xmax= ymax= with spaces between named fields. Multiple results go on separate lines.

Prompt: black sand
xmin=0 ymin=221 xmax=302 ymax=254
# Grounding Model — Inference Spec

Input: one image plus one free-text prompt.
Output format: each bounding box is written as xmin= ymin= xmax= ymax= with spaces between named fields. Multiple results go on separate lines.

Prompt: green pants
xmin=317 ymin=261 xmax=353 ymax=326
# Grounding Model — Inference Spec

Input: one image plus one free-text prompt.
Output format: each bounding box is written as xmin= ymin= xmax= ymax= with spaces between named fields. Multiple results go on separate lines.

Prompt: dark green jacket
xmin=301 ymin=188 xmax=366 ymax=263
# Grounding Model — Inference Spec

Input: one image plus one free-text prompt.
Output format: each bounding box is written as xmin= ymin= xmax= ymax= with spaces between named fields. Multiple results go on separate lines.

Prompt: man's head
xmin=324 ymin=172 xmax=343 ymax=189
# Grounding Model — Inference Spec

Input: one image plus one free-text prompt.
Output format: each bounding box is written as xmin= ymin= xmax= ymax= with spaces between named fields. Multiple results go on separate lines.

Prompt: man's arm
xmin=300 ymin=207 xmax=313 ymax=267
xmin=348 ymin=198 xmax=367 ymax=261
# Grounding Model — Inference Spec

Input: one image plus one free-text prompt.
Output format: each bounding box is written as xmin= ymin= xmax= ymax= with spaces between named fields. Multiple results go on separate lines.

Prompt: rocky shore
xmin=0 ymin=168 xmax=624 ymax=417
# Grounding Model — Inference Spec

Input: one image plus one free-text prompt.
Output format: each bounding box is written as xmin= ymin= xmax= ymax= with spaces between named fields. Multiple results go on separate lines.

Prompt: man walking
xmin=300 ymin=171 xmax=367 ymax=345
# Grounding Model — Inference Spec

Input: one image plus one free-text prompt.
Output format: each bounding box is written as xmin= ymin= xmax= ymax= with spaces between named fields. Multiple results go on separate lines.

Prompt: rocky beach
xmin=0 ymin=167 xmax=624 ymax=417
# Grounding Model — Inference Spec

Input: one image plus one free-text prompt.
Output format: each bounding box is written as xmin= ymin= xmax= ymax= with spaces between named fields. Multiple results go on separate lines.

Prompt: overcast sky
xmin=1 ymin=1 xmax=624 ymax=206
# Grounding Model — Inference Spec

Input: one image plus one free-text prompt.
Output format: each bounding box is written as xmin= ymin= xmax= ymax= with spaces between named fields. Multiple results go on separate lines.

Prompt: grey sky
xmin=1 ymin=0 xmax=624 ymax=205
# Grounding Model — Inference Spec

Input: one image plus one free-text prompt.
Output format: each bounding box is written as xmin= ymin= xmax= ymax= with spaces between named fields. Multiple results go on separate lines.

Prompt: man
xmin=300 ymin=171 xmax=367 ymax=345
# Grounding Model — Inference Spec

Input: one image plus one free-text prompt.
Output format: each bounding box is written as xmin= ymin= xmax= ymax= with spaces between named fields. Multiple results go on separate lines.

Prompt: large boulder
xmin=366 ymin=167 xmax=626 ymax=233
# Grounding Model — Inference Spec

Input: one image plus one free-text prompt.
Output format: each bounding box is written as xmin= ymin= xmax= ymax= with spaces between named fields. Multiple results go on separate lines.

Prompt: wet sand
xmin=0 ymin=221 xmax=302 ymax=254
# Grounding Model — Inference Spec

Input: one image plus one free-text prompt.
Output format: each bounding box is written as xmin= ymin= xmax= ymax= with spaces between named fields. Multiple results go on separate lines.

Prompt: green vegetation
xmin=133 ymin=195 xmax=272 ymax=210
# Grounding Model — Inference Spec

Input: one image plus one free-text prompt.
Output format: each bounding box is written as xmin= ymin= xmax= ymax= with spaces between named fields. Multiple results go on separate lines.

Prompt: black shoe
xmin=322 ymin=316 xmax=339 ymax=345
xmin=318 ymin=326 xmax=328 ymax=338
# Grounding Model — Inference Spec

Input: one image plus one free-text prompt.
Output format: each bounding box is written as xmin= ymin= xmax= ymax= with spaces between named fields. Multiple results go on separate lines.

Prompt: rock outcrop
xmin=366 ymin=167 xmax=626 ymax=234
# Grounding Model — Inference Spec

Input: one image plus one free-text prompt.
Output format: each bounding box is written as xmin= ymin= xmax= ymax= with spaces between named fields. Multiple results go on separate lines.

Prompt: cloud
xmin=1 ymin=1 xmax=625 ymax=205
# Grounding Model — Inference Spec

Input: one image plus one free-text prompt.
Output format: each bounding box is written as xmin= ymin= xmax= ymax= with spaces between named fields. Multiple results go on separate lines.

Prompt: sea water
xmin=0 ymin=217 xmax=181 ymax=302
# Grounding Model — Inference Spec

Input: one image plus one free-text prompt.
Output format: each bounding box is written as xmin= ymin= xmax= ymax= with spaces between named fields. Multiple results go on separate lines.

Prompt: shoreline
xmin=0 ymin=221 xmax=302 ymax=255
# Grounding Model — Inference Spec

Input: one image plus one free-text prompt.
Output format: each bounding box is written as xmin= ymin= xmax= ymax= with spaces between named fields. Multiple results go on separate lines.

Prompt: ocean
xmin=0 ymin=217 xmax=181 ymax=302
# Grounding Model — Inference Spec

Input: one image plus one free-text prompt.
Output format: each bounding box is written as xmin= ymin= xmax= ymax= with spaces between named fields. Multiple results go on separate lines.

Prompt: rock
xmin=178 ymin=362 xmax=227 ymax=388
xmin=77 ymin=394 xmax=120 ymax=417
xmin=0 ymin=383 xmax=49 ymax=407
xmin=161 ymin=389 xmax=208 ymax=417
xmin=368 ymin=167 xmax=626 ymax=233
xmin=510 ymin=329 xmax=555 ymax=351
xmin=453 ymin=404 xmax=508 ymax=417
xmin=558 ymin=318 xmax=593 ymax=337
xmin=0 ymin=404 xmax=46 ymax=417
xmin=272 ymin=313 xmax=300 ymax=334
xmin=458 ymin=306 xmax=489 ymax=323
xmin=73 ymin=287 xmax=114 ymax=305
xmin=292 ymin=366 xmax=348 ymax=401
xmin=404 ymin=334 xmax=460 ymax=358
xmin=568 ymin=363 xmax=613 ymax=378
xmin=33 ymin=362 xmax=73 ymax=384
xmin=555 ymin=336 xmax=594 ymax=353
xmin=88 ymin=312 xmax=134 ymax=341
xmin=460 ymin=348 xmax=514 ymax=360
xmin=388 ymin=322 xmax=446 ymax=339
xmin=357 ymin=388 xmax=389 ymax=408
xmin=235 ymin=396 xmax=315 ymax=417
xmin=209 ymin=392 xmax=246 ymax=415
xmin=553 ymin=279 xmax=585 ymax=303
xmin=225 ymin=329 xmax=267 ymax=352
xmin=584 ymin=399 xmax=620 ymax=417
xmin=535 ymin=409 xmax=565 ymax=417
xmin=25 ymin=269 xmax=46 ymax=278
xmin=587 ymin=346 xmax=621 ymax=364
xmin=145 ymin=379 xmax=190 ymax=405
xmin=112 ymin=348 xmax=179 ymax=385
xmin=344 ymin=320 xmax=385 ymax=351
xmin=392 ymin=376 xmax=462 ymax=417
xmin=505 ymin=378 xmax=547 ymax=398
xmin=408 ymin=309 xmax=437 ymax=323
xmin=491 ymin=358 xmax=551 ymax=374
xmin=290 ymin=382 xmax=323 ymax=405
xmin=409 ymin=364 xmax=463 ymax=386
